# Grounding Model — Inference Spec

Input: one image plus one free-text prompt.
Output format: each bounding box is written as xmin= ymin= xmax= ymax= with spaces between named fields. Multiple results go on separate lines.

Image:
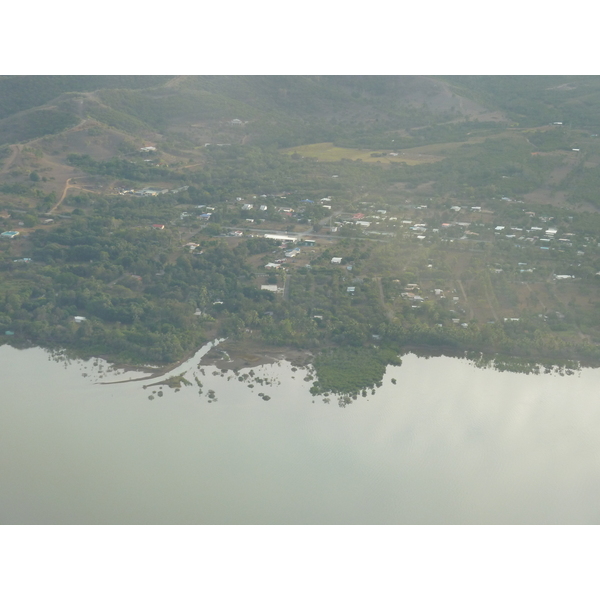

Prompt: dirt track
xmin=50 ymin=178 xmax=74 ymax=213
xmin=457 ymin=279 xmax=474 ymax=321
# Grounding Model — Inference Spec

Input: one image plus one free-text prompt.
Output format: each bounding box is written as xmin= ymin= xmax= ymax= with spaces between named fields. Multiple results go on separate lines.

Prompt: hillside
xmin=0 ymin=75 xmax=495 ymax=146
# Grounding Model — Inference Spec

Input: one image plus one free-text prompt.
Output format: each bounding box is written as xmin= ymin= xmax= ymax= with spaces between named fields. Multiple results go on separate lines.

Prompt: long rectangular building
xmin=263 ymin=234 xmax=298 ymax=243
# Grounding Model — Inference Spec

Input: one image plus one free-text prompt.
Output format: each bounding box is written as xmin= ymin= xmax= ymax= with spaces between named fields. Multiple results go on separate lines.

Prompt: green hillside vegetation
xmin=66 ymin=153 xmax=176 ymax=181
xmin=96 ymin=88 xmax=260 ymax=130
xmin=0 ymin=103 xmax=80 ymax=145
xmin=444 ymin=76 xmax=600 ymax=128
xmin=0 ymin=76 xmax=174 ymax=120
xmin=84 ymin=101 xmax=151 ymax=135
xmin=560 ymin=162 xmax=600 ymax=208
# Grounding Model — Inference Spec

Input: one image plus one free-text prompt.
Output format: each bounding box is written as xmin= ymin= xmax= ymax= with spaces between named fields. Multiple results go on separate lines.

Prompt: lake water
xmin=2 ymin=341 xmax=600 ymax=524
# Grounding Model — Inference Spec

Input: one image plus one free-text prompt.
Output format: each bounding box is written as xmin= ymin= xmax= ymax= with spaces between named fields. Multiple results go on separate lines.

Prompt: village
xmin=4 ymin=177 xmax=598 ymax=336
xmin=122 ymin=187 xmax=598 ymax=337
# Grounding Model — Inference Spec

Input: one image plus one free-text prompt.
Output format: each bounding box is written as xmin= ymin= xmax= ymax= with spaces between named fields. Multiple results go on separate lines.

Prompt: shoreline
xmin=103 ymin=339 xmax=597 ymax=387
xmin=3 ymin=337 xmax=599 ymax=385
xmin=99 ymin=338 xmax=315 ymax=385
xmin=198 ymin=338 xmax=315 ymax=372
xmin=97 ymin=339 xmax=224 ymax=385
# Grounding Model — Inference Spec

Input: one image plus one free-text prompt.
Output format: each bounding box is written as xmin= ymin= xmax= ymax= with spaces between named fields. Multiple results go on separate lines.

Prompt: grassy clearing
xmin=281 ymin=142 xmax=441 ymax=165
xmin=281 ymin=133 xmax=514 ymax=165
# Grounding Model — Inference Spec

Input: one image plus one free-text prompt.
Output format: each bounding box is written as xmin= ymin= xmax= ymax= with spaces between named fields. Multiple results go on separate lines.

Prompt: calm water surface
xmin=2 ymin=342 xmax=600 ymax=524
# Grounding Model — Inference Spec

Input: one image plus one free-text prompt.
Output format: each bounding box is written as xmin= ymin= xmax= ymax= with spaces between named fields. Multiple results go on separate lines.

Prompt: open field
xmin=281 ymin=142 xmax=444 ymax=165
xmin=281 ymin=133 xmax=514 ymax=165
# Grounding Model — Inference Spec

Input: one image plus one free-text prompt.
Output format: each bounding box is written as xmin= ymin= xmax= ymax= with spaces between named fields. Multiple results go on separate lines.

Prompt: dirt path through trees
xmin=375 ymin=277 xmax=395 ymax=320
xmin=457 ymin=279 xmax=474 ymax=320
xmin=50 ymin=178 xmax=73 ymax=213
xmin=484 ymin=286 xmax=499 ymax=321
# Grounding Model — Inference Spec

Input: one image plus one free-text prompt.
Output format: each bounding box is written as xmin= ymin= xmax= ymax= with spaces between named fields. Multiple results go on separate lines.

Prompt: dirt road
xmin=484 ymin=286 xmax=499 ymax=322
xmin=457 ymin=279 xmax=474 ymax=321
xmin=50 ymin=178 xmax=74 ymax=213
xmin=282 ymin=273 xmax=291 ymax=301
xmin=49 ymin=175 xmax=106 ymax=213
xmin=375 ymin=277 xmax=395 ymax=320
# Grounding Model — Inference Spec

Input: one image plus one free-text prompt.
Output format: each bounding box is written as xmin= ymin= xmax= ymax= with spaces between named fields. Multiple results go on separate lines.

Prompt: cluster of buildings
xmin=385 ymin=211 xmax=589 ymax=257
xmin=262 ymin=235 xmax=316 ymax=270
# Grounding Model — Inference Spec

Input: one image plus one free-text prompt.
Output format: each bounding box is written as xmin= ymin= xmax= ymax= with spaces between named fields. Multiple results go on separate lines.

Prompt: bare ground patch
xmin=199 ymin=338 xmax=314 ymax=371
